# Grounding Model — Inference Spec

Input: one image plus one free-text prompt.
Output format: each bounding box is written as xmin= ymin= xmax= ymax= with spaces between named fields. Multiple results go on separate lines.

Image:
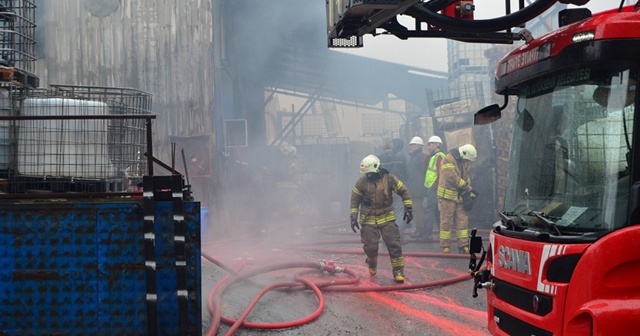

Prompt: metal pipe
xmin=146 ymin=118 xmax=154 ymax=175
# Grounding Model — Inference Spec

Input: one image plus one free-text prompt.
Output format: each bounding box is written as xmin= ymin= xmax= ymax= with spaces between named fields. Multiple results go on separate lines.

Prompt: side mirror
xmin=474 ymin=94 xmax=508 ymax=126
xmin=474 ymin=104 xmax=502 ymax=125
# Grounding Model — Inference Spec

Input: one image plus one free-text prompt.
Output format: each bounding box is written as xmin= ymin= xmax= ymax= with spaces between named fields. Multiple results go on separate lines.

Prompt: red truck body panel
xmin=484 ymin=5 xmax=640 ymax=335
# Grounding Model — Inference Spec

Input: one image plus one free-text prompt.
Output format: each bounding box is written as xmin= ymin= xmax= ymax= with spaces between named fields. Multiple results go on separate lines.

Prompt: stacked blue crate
xmin=0 ymin=200 xmax=201 ymax=335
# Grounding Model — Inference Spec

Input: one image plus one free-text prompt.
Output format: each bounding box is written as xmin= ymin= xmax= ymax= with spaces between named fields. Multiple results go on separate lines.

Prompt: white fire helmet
xmin=428 ymin=136 xmax=443 ymax=144
xmin=279 ymin=142 xmax=297 ymax=156
xmin=458 ymin=144 xmax=477 ymax=161
xmin=409 ymin=136 xmax=424 ymax=146
xmin=360 ymin=155 xmax=381 ymax=174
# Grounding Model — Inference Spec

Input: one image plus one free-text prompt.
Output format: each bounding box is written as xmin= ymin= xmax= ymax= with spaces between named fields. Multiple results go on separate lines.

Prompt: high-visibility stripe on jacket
xmin=437 ymin=153 xmax=471 ymax=202
xmin=350 ymin=171 xmax=413 ymax=225
xmin=424 ymin=151 xmax=445 ymax=188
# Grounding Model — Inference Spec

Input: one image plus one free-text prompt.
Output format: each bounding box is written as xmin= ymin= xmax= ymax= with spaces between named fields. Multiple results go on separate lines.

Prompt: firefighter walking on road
xmin=350 ymin=154 xmax=413 ymax=283
xmin=437 ymin=144 xmax=477 ymax=253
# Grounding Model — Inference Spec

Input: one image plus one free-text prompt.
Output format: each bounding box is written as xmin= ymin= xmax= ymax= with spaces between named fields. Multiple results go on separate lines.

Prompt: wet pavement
xmin=201 ymin=219 xmax=490 ymax=335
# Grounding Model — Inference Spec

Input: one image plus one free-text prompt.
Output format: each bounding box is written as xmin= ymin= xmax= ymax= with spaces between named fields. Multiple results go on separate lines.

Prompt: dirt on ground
xmin=201 ymin=218 xmax=491 ymax=336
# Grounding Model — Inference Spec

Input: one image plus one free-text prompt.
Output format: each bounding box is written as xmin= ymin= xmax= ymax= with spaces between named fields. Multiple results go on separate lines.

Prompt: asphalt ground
xmin=201 ymin=219 xmax=491 ymax=336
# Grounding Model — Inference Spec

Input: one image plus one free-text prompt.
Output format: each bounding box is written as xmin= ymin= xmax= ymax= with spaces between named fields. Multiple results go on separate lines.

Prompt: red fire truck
xmin=471 ymin=3 xmax=640 ymax=335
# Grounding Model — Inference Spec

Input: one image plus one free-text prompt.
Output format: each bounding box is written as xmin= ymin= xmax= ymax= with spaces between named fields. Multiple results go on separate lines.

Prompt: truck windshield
xmin=504 ymin=67 xmax=636 ymax=233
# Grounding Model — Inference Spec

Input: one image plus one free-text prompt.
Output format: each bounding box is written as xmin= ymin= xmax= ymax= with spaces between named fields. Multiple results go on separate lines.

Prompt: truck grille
xmin=494 ymin=278 xmax=552 ymax=316
xmin=494 ymin=308 xmax=552 ymax=336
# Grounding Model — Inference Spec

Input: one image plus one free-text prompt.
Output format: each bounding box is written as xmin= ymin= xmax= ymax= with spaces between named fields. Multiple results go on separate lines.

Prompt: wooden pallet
xmin=0 ymin=66 xmax=39 ymax=88
xmin=0 ymin=66 xmax=14 ymax=82
xmin=14 ymin=68 xmax=39 ymax=88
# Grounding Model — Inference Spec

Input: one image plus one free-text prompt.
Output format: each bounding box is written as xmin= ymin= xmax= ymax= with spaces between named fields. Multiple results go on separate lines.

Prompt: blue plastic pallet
xmin=0 ymin=200 xmax=201 ymax=335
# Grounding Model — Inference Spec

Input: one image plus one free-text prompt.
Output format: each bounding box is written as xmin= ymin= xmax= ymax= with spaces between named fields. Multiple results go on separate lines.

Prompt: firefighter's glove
xmin=351 ymin=219 xmax=360 ymax=233
xmin=403 ymin=211 xmax=413 ymax=224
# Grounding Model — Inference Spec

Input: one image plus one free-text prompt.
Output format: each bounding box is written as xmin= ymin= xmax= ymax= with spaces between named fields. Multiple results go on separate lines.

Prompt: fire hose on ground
xmin=202 ymin=248 xmax=473 ymax=336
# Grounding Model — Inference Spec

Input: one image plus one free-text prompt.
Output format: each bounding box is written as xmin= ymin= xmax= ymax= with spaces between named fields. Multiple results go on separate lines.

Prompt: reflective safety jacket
xmin=350 ymin=169 xmax=412 ymax=225
xmin=424 ymin=151 xmax=445 ymax=189
xmin=437 ymin=152 xmax=471 ymax=202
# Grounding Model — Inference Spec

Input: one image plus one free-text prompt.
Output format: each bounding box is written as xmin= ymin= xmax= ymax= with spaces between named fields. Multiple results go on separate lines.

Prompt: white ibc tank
xmin=18 ymin=98 xmax=117 ymax=178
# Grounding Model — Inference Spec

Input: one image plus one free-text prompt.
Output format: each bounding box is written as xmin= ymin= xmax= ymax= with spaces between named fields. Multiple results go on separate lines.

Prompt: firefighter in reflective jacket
xmin=350 ymin=154 xmax=413 ymax=283
xmin=422 ymin=135 xmax=446 ymax=242
xmin=437 ymin=144 xmax=477 ymax=254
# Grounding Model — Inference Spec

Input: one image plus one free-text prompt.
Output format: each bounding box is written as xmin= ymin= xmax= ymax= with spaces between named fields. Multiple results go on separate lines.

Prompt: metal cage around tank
xmin=0 ymin=84 xmax=156 ymax=196
xmin=0 ymin=0 xmax=37 ymax=87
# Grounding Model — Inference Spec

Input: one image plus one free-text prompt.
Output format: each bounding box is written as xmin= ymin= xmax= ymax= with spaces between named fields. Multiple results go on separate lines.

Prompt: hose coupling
xmin=318 ymin=259 xmax=343 ymax=274
xmin=479 ymin=281 xmax=494 ymax=291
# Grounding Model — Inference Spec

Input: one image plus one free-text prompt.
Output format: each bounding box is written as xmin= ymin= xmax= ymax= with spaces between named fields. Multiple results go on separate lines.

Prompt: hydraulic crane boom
xmin=326 ymin=0 xmax=591 ymax=47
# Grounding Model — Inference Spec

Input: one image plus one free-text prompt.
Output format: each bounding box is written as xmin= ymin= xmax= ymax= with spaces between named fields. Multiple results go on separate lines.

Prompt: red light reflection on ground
xmin=404 ymin=290 xmax=486 ymax=323
xmin=405 ymin=256 xmax=469 ymax=277
xmin=405 ymin=256 xmax=441 ymax=270
xmin=364 ymin=291 xmax=488 ymax=336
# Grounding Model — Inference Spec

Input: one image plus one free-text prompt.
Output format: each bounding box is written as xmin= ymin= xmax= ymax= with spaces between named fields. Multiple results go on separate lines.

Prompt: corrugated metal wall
xmin=33 ymin=0 xmax=216 ymax=173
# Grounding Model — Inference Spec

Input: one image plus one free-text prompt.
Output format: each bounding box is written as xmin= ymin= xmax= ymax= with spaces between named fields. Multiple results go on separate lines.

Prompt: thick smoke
xmin=208 ymin=0 xmax=447 ymax=255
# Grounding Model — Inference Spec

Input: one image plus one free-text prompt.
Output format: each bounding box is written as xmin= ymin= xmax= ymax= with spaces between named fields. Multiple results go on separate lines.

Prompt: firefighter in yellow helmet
xmin=350 ymin=154 xmax=413 ymax=283
xmin=437 ymin=144 xmax=477 ymax=254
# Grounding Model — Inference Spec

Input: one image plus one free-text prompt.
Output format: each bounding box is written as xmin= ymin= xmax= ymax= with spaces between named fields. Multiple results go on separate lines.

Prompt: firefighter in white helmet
xmin=437 ymin=144 xmax=477 ymax=253
xmin=418 ymin=135 xmax=445 ymax=242
xmin=350 ymin=154 xmax=413 ymax=283
xmin=406 ymin=136 xmax=428 ymax=242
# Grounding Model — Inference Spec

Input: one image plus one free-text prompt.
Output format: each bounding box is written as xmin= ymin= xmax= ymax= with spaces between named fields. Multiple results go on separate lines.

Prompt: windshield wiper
xmin=499 ymin=212 xmax=525 ymax=231
xmin=528 ymin=211 xmax=562 ymax=236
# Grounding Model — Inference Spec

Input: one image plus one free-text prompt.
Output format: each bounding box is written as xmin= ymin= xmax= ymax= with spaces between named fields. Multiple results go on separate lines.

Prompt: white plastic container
xmin=18 ymin=98 xmax=117 ymax=178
